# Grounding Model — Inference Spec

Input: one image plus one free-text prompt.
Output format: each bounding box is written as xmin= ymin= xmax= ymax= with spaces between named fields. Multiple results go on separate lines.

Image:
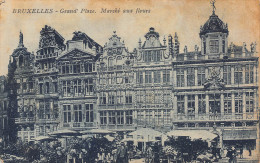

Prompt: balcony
xmin=173 ymin=112 xmax=258 ymax=122
xmin=63 ymin=122 xmax=96 ymax=128
xmin=36 ymin=52 xmax=58 ymax=60
xmin=15 ymin=117 xmax=35 ymax=124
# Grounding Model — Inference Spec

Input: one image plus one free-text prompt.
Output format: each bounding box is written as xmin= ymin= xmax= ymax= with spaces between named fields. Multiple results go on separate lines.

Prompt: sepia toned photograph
xmin=0 ymin=0 xmax=259 ymax=162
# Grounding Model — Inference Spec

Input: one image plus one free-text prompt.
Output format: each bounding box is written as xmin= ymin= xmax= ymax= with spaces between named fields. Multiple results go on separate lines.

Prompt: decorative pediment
xmin=57 ymin=49 xmax=95 ymax=60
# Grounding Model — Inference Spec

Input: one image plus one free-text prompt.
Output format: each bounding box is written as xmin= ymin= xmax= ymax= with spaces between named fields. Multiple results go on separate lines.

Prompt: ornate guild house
xmin=0 ymin=3 xmax=258 ymax=151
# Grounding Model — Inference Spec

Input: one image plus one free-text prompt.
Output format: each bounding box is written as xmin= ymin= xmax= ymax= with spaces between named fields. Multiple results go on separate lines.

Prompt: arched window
xmin=19 ymin=55 xmax=24 ymax=67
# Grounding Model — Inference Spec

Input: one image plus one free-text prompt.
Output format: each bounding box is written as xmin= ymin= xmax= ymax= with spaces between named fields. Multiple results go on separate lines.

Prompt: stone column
xmin=231 ymin=66 xmax=235 ymax=85
xmin=206 ymin=94 xmax=209 ymax=116
xmin=184 ymin=69 xmax=187 ymax=87
xmin=231 ymin=93 xmax=235 ymax=120
xmin=242 ymin=92 xmax=246 ymax=119
xmin=124 ymin=111 xmax=126 ymax=125
xmin=195 ymin=94 xmax=199 ymax=119
xmin=221 ymin=93 xmax=224 ymax=116
xmin=184 ymin=95 xmax=188 ymax=116
xmin=173 ymin=70 xmax=176 ymax=87
xmin=195 ymin=68 xmax=198 ymax=86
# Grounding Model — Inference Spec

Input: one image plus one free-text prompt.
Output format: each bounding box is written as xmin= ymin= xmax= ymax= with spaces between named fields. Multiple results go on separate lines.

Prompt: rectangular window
xmin=176 ymin=69 xmax=184 ymax=87
xmin=246 ymin=92 xmax=254 ymax=113
xmin=197 ymin=67 xmax=205 ymax=86
xmin=39 ymin=83 xmax=43 ymax=94
xmin=73 ymin=80 xmax=82 ymax=96
xmin=154 ymin=71 xmax=161 ymax=83
xmin=73 ymin=64 xmax=81 ymax=73
xmin=99 ymin=92 xmax=106 ymax=105
xmin=125 ymin=92 xmax=132 ymax=104
xmin=109 ymin=112 xmax=116 ymax=124
xmin=117 ymin=111 xmax=124 ymax=125
xmin=245 ymin=64 xmax=254 ymax=84
xmin=74 ymin=105 xmax=82 ymax=122
xmin=198 ymin=94 xmax=206 ymax=114
xmin=163 ymin=70 xmax=170 ymax=83
xmin=153 ymin=50 xmax=161 ymax=62
xmin=209 ymin=40 xmax=219 ymax=53
xmin=63 ymin=105 xmax=71 ymax=123
xmin=223 ymin=66 xmax=231 ymax=85
xmin=126 ymin=111 xmax=133 ymax=124
xmin=100 ymin=111 xmax=107 ymax=125
xmin=85 ymin=104 xmax=94 ymax=122
xmin=224 ymin=93 xmax=232 ymax=114
xmin=85 ymin=78 xmax=94 ymax=95
xmin=145 ymin=71 xmax=152 ymax=83
xmin=234 ymin=93 xmax=242 ymax=113
xmin=136 ymin=71 xmax=143 ymax=84
xmin=45 ymin=82 xmax=49 ymax=94
xmin=209 ymin=94 xmax=221 ymax=113
xmin=187 ymin=68 xmax=195 ymax=86
xmin=62 ymin=81 xmax=71 ymax=96
xmin=116 ymin=91 xmax=123 ymax=104
xmin=234 ymin=65 xmax=243 ymax=84
xmin=108 ymin=92 xmax=115 ymax=104
xmin=187 ymin=95 xmax=195 ymax=114
xmin=177 ymin=95 xmax=185 ymax=114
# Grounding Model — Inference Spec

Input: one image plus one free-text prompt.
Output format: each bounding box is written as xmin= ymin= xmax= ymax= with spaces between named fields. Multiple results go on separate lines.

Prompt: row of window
xmin=63 ymin=104 xmax=94 ymax=123
xmin=62 ymin=79 xmax=94 ymax=97
xmin=177 ymin=92 xmax=255 ymax=114
xmin=99 ymin=91 xmax=132 ymax=105
xmin=136 ymin=110 xmax=171 ymax=125
xmin=136 ymin=70 xmax=170 ymax=84
xmin=60 ymin=62 xmax=95 ymax=74
xmin=100 ymin=110 xmax=132 ymax=125
xmin=39 ymin=82 xmax=58 ymax=94
xmin=136 ymin=91 xmax=171 ymax=104
xmin=143 ymin=50 xmax=162 ymax=62
xmin=176 ymin=64 xmax=255 ymax=87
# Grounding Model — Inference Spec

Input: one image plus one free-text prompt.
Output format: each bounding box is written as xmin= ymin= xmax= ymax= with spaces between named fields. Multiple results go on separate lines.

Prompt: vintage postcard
xmin=0 ymin=0 xmax=259 ymax=162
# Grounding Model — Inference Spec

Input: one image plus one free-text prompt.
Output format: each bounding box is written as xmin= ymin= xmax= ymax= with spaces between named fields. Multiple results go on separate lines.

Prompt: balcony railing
xmin=173 ymin=112 xmax=258 ymax=122
xmin=15 ymin=117 xmax=35 ymax=124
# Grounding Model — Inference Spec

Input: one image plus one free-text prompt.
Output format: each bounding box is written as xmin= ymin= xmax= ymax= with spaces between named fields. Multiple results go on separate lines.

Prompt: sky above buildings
xmin=0 ymin=0 xmax=259 ymax=75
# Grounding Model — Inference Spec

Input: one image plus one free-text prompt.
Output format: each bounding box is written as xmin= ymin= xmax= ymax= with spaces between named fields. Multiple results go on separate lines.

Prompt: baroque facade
xmin=1 ymin=3 xmax=258 ymax=150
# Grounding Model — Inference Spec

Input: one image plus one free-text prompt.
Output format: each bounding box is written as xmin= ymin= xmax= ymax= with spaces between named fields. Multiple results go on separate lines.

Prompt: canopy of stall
xmin=166 ymin=130 xmax=218 ymax=141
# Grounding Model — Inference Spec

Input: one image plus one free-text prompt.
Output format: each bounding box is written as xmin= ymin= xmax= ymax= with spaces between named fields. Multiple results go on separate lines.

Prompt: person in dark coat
xmin=226 ymin=147 xmax=233 ymax=163
xmin=116 ymin=142 xmax=128 ymax=163
xmin=239 ymin=147 xmax=243 ymax=158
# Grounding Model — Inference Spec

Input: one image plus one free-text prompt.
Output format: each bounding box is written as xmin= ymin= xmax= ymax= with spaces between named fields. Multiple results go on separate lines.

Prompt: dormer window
xmin=209 ymin=40 xmax=219 ymax=53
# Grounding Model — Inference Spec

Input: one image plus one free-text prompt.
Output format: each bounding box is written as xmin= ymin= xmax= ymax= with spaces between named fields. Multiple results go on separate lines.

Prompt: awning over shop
xmin=166 ymin=130 xmax=218 ymax=141
xmin=80 ymin=129 xmax=114 ymax=135
xmin=223 ymin=129 xmax=257 ymax=140
xmin=34 ymin=136 xmax=57 ymax=141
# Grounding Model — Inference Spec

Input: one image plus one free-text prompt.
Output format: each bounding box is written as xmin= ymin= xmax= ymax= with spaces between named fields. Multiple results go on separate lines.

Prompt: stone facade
xmin=1 ymin=5 xmax=258 ymax=151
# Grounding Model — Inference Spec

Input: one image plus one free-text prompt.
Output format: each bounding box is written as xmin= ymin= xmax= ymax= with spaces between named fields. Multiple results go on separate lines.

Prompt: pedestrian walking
xmin=239 ymin=147 xmax=243 ymax=158
xmin=231 ymin=147 xmax=237 ymax=163
xmin=248 ymin=147 xmax=252 ymax=156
